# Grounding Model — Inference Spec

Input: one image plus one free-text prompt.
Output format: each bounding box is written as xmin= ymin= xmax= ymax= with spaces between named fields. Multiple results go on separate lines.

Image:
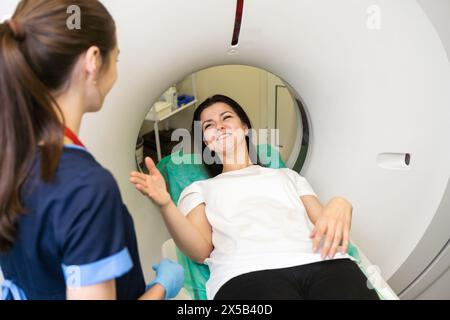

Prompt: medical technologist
xmin=0 ymin=0 xmax=183 ymax=300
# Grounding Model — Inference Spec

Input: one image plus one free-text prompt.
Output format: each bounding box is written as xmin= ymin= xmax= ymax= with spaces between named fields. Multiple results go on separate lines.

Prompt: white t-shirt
xmin=177 ymin=165 xmax=353 ymax=299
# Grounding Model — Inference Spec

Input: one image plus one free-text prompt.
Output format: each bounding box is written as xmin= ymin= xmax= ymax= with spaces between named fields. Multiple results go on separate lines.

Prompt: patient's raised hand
xmin=130 ymin=157 xmax=172 ymax=208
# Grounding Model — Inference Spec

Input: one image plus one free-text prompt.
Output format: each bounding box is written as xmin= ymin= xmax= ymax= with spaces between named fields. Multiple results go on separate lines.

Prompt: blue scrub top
xmin=0 ymin=146 xmax=146 ymax=300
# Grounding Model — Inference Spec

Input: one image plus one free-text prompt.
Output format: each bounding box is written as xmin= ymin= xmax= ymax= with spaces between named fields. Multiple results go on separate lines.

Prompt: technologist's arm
xmin=66 ymin=280 xmax=169 ymax=300
xmin=139 ymin=283 xmax=167 ymax=300
xmin=66 ymin=280 xmax=116 ymax=300
xmin=301 ymin=195 xmax=352 ymax=259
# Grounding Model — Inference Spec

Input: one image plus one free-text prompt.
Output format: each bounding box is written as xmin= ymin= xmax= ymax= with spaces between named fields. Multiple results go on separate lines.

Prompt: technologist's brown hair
xmin=0 ymin=0 xmax=116 ymax=252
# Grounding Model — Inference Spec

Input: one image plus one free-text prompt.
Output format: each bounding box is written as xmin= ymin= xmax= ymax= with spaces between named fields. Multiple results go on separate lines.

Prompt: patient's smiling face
xmin=200 ymin=102 xmax=249 ymax=154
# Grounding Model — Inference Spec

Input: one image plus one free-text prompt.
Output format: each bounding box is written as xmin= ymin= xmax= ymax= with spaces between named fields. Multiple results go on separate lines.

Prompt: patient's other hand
xmin=129 ymin=157 xmax=172 ymax=208
xmin=310 ymin=197 xmax=352 ymax=259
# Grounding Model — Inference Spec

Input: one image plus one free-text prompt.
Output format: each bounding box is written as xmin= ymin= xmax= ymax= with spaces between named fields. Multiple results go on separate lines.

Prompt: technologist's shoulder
xmin=60 ymin=155 xmax=121 ymax=198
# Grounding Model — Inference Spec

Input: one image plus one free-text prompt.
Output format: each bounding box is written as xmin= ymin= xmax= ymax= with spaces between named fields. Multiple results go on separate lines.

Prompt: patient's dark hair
xmin=191 ymin=94 xmax=264 ymax=177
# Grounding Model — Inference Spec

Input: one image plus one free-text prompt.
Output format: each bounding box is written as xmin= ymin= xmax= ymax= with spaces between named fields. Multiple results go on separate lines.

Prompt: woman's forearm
xmin=139 ymin=283 xmax=165 ymax=300
xmin=301 ymin=195 xmax=324 ymax=225
xmin=302 ymin=196 xmax=352 ymax=225
xmin=159 ymin=201 xmax=212 ymax=263
xmin=326 ymin=197 xmax=352 ymax=214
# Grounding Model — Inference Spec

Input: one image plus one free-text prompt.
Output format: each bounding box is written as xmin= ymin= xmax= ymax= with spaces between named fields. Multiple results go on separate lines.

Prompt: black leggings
xmin=214 ymin=259 xmax=379 ymax=300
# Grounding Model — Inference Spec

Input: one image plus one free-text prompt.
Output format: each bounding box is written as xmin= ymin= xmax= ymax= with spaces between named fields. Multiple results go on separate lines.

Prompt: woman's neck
xmin=221 ymin=144 xmax=255 ymax=173
xmin=222 ymin=161 xmax=255 ymax=173
xmin=54 ymin=92 xmax=85 ymax=145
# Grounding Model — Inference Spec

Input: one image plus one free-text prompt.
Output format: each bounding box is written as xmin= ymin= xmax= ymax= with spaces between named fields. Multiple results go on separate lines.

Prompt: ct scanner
xmin=1 ymin=0 xmax=449 ymax=299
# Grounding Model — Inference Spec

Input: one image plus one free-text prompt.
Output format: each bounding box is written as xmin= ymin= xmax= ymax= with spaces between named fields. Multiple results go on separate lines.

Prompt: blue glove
xmin=146 ymin=258 xmax=184 ymax=300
